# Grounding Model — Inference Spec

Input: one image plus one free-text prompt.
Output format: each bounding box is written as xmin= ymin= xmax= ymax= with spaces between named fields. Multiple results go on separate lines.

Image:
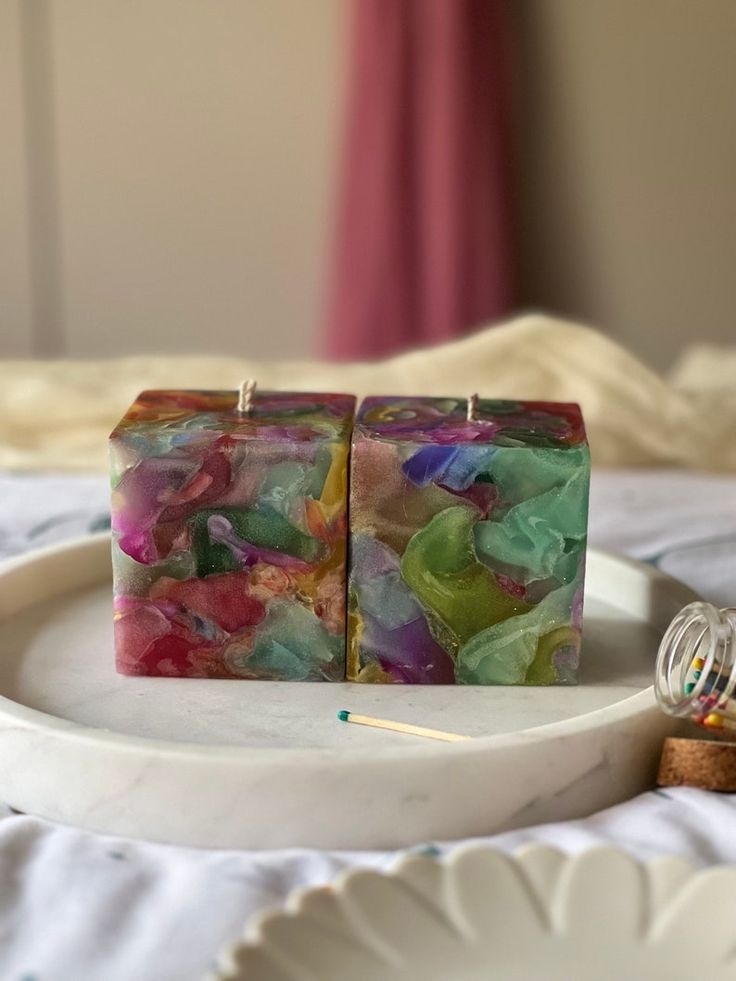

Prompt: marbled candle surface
xmin=348 ymin=398 xmax=590 ymax=685
xmin=110 ymin=390 xmax=355 ymax=679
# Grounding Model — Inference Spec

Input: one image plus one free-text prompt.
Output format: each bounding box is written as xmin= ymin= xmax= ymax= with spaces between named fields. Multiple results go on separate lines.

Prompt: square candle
xmin=348 ymin=398 xmax=590 ymax=685
xmin=110 ymin=389 xmax=355 ymax=679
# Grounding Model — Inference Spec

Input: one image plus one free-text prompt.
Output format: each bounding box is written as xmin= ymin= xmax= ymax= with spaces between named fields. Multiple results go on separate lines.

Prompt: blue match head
xmin=337 ymin=709 xmax=350 ymax=722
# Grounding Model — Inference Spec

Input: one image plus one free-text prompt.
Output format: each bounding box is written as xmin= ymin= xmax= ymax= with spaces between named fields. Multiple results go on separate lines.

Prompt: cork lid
xmin=658 ymin=736 xmax=736 ymax=792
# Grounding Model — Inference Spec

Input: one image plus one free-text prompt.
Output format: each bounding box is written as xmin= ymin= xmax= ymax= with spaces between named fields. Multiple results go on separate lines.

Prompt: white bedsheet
xmin=0 ymin=468 xmax=734 ymax=981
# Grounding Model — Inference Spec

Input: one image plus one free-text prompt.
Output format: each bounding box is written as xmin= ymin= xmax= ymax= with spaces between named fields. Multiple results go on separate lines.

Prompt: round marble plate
xmin=216 ymin=845 xmax=736 ymax=980
xmin=0 ymin=534 xmax=696 ymax=849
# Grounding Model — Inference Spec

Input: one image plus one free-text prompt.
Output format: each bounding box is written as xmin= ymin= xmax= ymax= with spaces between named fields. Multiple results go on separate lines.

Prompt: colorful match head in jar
xmin=656 ymin=601 xmax=736 ymax=732
xmin=347 ymin=396 xmax=590 ymax=685
xmin=109 ymin=384 xmax=355 ymax=680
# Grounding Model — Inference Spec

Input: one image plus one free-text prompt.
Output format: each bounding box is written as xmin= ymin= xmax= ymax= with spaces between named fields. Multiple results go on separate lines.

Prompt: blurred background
xmin=2 ymin=0 xmax=735 ymax=369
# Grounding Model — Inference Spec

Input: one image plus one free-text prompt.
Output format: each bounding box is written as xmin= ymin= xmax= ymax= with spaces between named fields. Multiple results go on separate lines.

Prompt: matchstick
xmin=337 ymin=710 xmax=471 ymax=743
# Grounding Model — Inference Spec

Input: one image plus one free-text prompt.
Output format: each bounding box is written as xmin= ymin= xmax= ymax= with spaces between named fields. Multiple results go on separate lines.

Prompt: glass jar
xmin=655 ymin=602 xmax=736 ymax=732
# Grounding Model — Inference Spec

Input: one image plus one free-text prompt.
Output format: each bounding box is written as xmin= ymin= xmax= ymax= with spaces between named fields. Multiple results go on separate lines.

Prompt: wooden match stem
xmin=341 ymin=712 xmax=471 ymax=743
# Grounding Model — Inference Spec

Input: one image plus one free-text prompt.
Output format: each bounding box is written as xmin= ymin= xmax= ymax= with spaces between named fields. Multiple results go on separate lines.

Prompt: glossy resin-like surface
xmin=348 ymin=398 xmax=590 ymax=684
xmin=110 ymin=390 xmax=355 ymax=679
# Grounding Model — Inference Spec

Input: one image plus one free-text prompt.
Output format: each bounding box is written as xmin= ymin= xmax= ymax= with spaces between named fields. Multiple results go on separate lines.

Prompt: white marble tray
xmin=0 ymin=534 xmax=696 ymax=849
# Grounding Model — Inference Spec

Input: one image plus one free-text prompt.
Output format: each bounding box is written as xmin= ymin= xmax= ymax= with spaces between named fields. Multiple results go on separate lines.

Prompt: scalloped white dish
xmin=217 ymin=845 xmax=736 ymax=980
xmin=0 ymin=535 xmax=696 ymax=849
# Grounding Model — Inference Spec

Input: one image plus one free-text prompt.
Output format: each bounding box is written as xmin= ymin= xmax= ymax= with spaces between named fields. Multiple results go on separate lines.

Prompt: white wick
xmin=467 ymin=393 xmax=479 ymax=422
xmin=237 ymin=378 xmax=257 ymax=415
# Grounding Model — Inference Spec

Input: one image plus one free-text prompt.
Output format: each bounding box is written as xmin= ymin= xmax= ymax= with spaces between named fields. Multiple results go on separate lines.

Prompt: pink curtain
xmin=323 ymin=0 xmax=514 ymax=361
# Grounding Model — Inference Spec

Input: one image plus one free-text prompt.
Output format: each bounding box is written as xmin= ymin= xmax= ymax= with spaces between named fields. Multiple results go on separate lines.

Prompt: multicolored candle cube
xmin=110 ymin=390 xmax=355 ymax=679
xmin=348 ymin=398 xmax=590 ymax=685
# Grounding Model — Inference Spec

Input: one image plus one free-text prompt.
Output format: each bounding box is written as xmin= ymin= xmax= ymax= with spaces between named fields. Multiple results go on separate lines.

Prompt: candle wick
xmin=237 ymin=378 xmax=257 ymax=415
xmin=467 ymin=393 xmax=478 ymax=422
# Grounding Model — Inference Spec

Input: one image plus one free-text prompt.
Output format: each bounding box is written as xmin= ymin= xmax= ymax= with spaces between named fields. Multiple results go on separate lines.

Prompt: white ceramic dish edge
xmin=215 ymin=844 xmax=736 ymax=981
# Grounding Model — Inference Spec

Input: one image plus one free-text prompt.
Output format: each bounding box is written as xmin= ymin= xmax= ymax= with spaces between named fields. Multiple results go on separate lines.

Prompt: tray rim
xmin=0 ymin=532 xmax=700 ymax=764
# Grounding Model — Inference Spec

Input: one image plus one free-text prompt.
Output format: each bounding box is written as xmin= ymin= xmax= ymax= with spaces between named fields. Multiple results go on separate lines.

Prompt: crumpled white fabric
xmin=2 ymin=314 xmax=736 ymax=471
xmin=0 ymin=789 xmax=734 ymax=981
xmin=0 ymin=468 xmax=734 ymax=980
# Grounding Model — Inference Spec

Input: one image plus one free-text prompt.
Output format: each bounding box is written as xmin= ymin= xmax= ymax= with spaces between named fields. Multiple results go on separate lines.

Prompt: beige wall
xmin=0 ymin=1 xmax=34 ymax=355
xmin=2 ymin=0 xmax=342 ymax=359
xmin=2 ymin=0 xmax=735 ymax=367
xmin=515 ymin=0 xmax=736 ymax=366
